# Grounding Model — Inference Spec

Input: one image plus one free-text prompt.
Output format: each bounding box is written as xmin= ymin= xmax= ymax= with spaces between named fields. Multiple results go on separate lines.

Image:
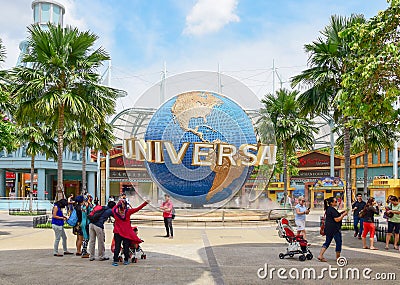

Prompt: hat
xmin=74 ymin=195 xmax=84 ymax=203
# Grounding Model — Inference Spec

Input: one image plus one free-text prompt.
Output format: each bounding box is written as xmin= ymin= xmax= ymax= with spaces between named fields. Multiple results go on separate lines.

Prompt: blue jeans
xmin=353 ymin=216 xmax=364 ymax=237
xmin=322 ymin=231 xmax=342 ymax=253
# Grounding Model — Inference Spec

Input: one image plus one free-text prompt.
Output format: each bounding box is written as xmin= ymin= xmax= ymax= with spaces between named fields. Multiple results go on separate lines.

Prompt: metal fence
xmin=320 ymin=216 xmax=397 ymax=245
xmin=33 ymin=215 xmax=49 ymax=228
xmin=9 ymin=208 xmax=47 ymax=215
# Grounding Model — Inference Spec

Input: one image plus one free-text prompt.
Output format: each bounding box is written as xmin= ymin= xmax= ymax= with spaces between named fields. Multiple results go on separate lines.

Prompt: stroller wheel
xmin=288 ymin=253 xmax=294 ymax=258
xmin=132 ymin=257 xmax=138 ymax=263
xmin=306 ymin=253 xmax=313 ymax=260
xmin=279 ymin=253 xmax=285 ymax=259
xmin=141 ymin=254 xmax=146 ymax=259
xmin=299 ymin=255 xmax=306 ymax=262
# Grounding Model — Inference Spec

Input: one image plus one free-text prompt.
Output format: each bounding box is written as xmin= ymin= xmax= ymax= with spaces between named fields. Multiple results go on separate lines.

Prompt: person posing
xmin=385 ymin=196 xmax=400 ymax=250
xmin=160 ymin=194 xmax=174 ymax=239
xmin=112 ymin=199 xmax=150 ymax=266
xmin=80 ymin=195 xmax=93 ymax=258
xmin=294 ymin=196 xmax=309 ymax=241
xmin=352 ymin=194 xmax=366 ymax=240
xmin=88 ymin=201 xmax=116 ymax=261
xmin=361 ymin=197 xmax=380 ymax=250
xmin=317 ymin=197 xmax=348 ymax=262
xmin=51 ymin=199 xmax=73 ymax=257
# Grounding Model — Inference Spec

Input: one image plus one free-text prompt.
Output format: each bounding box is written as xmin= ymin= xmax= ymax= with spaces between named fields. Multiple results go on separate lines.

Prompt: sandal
xmin=394 ymin=246 xmax=399 ymax=250
xmin=317 ymin=257 xmax=327 ymax=262
xmin=75 ymin=252 xmax=82 ymax=256
xmin=370 ymin=247 xmax=379 ymax=250
xmin=385 ymin=246 xmax=389 ymax=250
xmin=363 ymin=247 xmax=369 ymax=249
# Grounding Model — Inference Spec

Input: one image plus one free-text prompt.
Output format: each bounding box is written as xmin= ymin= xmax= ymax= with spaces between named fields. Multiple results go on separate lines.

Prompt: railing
xmin=9 ymin=208 xmax=47 ymax=215
xmin=33 ymin=215 xmax=49 ymax=227
xmin=320 ymin=216 xmax=397 ymax=245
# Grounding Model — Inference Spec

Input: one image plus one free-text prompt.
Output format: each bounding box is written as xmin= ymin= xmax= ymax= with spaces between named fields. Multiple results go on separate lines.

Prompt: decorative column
xmin=0 ymin=170 xmax=5 ymax=197
xmin=37 ymin=169 xmax=46 ymax=200
xmin=15 ymin=173 xmax=19 ymax=198
xmin=88 ymin=172 xmax=95 ymax=198
xmin=106 ymin=152 xmax=110 ymax=201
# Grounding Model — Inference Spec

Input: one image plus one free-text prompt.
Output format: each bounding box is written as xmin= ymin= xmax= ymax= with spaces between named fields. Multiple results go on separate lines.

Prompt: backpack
xmin=88 ymin=205 xmax=106 ymax=223
xmin=66 ymin=208 xmax=78 ymax=226
xmin=171 ymin=207 xmax=176 ymax=220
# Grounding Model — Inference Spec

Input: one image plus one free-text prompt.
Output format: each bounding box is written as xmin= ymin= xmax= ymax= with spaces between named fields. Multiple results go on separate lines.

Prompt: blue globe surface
xmin=144 ymin=91 xmax=257 ymax=205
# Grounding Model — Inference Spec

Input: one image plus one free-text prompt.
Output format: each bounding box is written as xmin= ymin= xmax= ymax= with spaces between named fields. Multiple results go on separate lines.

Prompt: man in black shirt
xmin=352 ymin=193 xmax=366 ymax=239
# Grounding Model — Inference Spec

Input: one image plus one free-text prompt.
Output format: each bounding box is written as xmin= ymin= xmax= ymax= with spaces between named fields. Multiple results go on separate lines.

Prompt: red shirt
xmin=112 ymin=201 xmax=147 ymax=243
xmin=162 ymin=200 xmax=173 ymax=218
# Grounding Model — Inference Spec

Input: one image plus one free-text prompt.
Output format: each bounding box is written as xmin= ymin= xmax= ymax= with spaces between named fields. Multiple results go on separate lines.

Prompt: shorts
xmin=295 ymin=219 xmax=306 ymax=231
xmin=388 ymin=221 xmax=400 ymax=234
xmin=362 ymin=222 xmax=375 ymax=238
xmin=73 ymin=223 xmax=83 ymax=236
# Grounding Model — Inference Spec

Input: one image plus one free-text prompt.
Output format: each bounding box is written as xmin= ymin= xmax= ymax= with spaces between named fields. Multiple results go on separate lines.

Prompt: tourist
xmin=51 ymin=199 xmax=73 ymax=256
xmin=112 ymin=198 xmax=150 ymax=266
xmin=317 ymin=197 xmax=348 ymax=262
xmin=294 ymin=196 xmax=309 ymax=240
xmin=160 ymin=194 xmax=174 ymax=239
xmin=67 ymin=193 xmax=74 ymax=215
xmin=385 ymin=196 xmax=400 ymax=250
xmin=88 ymin=200 xmax=116 ymax=261
xmin=73 ymin=195 xmax=84 ymax=256
xmin=361 ymin=197 xmax=379 ymax=250
xmin=352 ymin=193 xmax=366 ymax=240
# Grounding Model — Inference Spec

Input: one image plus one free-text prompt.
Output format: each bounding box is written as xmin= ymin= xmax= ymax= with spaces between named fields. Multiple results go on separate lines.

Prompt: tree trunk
xmin=56 ymin=105 xmax=65 ymax=201
xmin=81 ymin=129 xmax=87 ymax=195
xmin=343 ymin=122 xmax=352 ymax=213
xmin=363 ymin=140 xmax=369 ymax=197
xmin=29 ymin=155 xmax=35 ymax=212
xmin=283 ymin=141 xmax=288 ymax=208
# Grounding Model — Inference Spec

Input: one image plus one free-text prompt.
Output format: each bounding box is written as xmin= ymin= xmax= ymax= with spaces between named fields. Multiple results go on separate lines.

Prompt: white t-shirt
xmin=295 ymin=204 xmax=307 ymax=221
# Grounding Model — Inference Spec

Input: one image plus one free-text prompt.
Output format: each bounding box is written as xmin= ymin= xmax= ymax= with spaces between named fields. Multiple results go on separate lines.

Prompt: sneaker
xmin=358 ymin=236 xmax=362 ymax=240
xmin=89 ymin=257 xmax=95 ymax=261
xmin=99 ymin=257 xmax=109 ymax=261
xmin=354 ymin=233 xmax=357 ymax=237
xmin=123 ymin=260 xmax=130 ymax=265
xmin=81 ymin=253 xmax=90 ymax=258
xmin=112 ymin=262 xmax=118 ymax=266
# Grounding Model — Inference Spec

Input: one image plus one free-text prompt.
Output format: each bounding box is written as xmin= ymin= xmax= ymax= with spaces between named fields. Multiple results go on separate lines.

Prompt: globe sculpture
xmin=144 ymin=91 xmax=257 ymax=206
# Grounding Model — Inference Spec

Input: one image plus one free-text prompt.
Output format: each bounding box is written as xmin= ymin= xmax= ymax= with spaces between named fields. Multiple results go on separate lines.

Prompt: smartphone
xmin=307 ymin=207 xmax=310 ymax=210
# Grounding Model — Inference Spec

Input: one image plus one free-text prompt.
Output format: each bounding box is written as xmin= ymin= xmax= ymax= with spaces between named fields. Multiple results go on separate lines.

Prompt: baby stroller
xmin=111 ymin=226 xmax=147 ymax=263
xmin=276 ymin=218 xmax=313 ymax=261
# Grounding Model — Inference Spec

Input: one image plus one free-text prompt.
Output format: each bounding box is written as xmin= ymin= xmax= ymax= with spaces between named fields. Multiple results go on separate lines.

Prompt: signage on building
xmin=110 ymin=156 xmax=145 ymax=168
xmin=109 ymin=170 xmax=150 ymax=182
xmin=292 ymin=170 xmax=340 ymax=179
xmin=6 ymin=172 xmax=16 ymax=179
xmin=298 ymin=152 xmax=340 ymax=167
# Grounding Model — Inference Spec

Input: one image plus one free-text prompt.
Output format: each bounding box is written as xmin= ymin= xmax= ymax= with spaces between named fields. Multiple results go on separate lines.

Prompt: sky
xmin=0 ymin=0 xmax=390 ymax=113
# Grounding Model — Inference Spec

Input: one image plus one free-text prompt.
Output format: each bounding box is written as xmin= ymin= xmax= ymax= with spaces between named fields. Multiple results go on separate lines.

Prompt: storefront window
xmin=356 ymin=157 xmax=361 ymax=165
xmin=388 ymin=150 xmax=393 ymax=163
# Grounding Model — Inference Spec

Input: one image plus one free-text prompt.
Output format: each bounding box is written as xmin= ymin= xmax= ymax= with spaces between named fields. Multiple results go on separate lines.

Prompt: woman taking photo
xmin=361 ymin=197 xmax=380 ymax=250
xmin=317 ymin=197 xmax=348 ymax=262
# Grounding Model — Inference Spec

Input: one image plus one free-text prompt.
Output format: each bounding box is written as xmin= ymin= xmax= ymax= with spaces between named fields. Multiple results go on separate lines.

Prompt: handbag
xmin=358 ymin=207 xmax=366 ymax=218
xmin=171 ymin=207 xmax=176 ymax=219
xmin=320 ymin=213 xmax=326 ymax=236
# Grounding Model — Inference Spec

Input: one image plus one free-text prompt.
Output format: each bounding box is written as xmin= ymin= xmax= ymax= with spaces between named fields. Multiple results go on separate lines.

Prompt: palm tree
xmin=336 ymin=122 xmax=397 ymax=197
xmin=259 ymin=89 xmax=317 ymax=207
xmin=11 ymin=24 xmax=117 ymax=200
xmin=291 ymin=15 xmax=365 ymax=211
xmin=17 ymin=123 xmax=56 ymax=210
xmin=0 ymin=38 xmax=17 ymax=153
xmin=65 ymin=121 xmax=114 ymax=194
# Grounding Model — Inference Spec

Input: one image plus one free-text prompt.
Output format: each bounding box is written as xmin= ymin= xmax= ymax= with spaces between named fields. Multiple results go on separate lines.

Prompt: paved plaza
xmin=0 ymin=211 xmax=399 ymax=285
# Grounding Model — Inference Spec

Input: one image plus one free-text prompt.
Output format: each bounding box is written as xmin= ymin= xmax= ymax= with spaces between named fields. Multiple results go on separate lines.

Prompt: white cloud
xmin=183 ymin=0 xmax=240 ymax=36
